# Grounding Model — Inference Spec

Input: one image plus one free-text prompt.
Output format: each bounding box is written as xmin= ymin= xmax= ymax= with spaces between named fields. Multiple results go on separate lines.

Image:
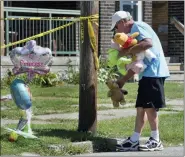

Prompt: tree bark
xmin=78 ymin=1 xmax=98 ymax=134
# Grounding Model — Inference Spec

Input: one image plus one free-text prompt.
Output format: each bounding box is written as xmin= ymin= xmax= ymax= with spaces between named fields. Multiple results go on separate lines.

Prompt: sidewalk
xmin=1 ymin=107 xmax=182 ymax=125
xmin=1 ymin=99 xmax=183 ymax=125
xmin=74 ymin=146 xmax=184 ymax=156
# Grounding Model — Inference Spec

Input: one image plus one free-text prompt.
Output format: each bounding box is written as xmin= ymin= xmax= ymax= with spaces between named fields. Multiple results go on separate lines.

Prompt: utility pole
xmin=78 ymin=1 xmax=99 ymax=134
xmin=0 ymin=0 xmax=4 ymax=56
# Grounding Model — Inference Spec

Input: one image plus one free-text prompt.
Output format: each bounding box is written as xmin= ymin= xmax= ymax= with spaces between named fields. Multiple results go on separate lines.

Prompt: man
xmin=110 ymin=11 xmax=170 ymax=151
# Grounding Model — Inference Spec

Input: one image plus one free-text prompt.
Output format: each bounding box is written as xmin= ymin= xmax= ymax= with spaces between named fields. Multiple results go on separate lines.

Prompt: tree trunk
xmin=78 ymin=1 xmax=98 ymax=134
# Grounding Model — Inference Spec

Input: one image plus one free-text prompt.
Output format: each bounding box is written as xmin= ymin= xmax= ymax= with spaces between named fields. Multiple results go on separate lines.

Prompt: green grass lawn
xmin=1 ymin=82 xmax=184 ymax=156
xmin=1 ymin=111 xmax=183 ymax=156
xmin=1 ymin=82 xmax=183 ymax=119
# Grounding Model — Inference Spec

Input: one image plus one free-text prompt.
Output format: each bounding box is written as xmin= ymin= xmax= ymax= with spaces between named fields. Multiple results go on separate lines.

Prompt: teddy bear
xmin=106 ymin=80 xmax=128 ymax=108
xmin=113 ymin=32 xmax=157 ymax=74
xmin=114 ymin=32 xmax=139 ymax=49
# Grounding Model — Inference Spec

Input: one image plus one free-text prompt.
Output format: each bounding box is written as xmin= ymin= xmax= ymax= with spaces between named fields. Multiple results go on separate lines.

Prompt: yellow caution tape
xmin=0 ymin=14 xmax=99 ymax=49
xmin=2 ymin=17 xmax=72 ymax=20
xmin=80 ymin=21 xmax=84 ymax=44
xmin=88 ymin=19 xmax=99 ymax=70
xmin=1 ymin=14 xmax=100 ymax=70
xmin=1 ymin=20 xmax=77 ymax=49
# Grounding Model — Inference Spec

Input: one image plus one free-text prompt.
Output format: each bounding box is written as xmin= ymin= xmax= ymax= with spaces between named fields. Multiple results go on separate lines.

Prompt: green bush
xmin=1 ymin=69 xmax=27 ymax=89
xmin=58 ymin=59 xmax=80 ymax=85
xmin=97 ymin=56 xmax=120 ymax=83
xmin=32 ymin=72 xmax=60 ymax=87
xmin=58 ymin=56 xmax=120 ymax=85
xmin=1 ymin=69 xmax=61 ymax=88
xmin=65 ymin=59 xmax=80 ymax=85
xmin=1 ymin=56 xmax=120 ymax=88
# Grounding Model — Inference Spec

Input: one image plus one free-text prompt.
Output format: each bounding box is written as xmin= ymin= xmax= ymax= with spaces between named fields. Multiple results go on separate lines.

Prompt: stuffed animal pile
xmin=106 ymin=32 xmax=157 ymax=107
xmin=110 ymin=32 xmax=157 ymax=75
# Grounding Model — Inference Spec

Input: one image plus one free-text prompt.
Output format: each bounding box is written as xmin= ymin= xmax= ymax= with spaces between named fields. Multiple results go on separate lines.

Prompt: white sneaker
xmin=116 ymin=137 xmax=139 ymax=151
xmin=139 ymin=137 xmax=164 ymax=151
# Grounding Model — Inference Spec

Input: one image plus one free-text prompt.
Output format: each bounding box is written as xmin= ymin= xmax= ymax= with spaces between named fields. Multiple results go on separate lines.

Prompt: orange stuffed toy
xmin=113 ymin=32 xmax=139 ymax=49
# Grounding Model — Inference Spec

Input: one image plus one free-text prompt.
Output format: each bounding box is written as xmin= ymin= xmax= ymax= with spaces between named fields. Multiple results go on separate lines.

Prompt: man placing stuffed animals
xmin=110 ymin=11 xmax=170 ymax=151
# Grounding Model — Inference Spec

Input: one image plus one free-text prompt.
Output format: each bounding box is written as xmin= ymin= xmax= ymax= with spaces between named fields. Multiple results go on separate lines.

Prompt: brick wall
xmin=152 ymin=2 xmax=168 ymax=56
xmin=143 ymin=1 xmax=152 ymax=26
xmin=99 ymin=1 xmax=115 ymax=57
xmin=168 ymin=1 xmax=184 ymax=62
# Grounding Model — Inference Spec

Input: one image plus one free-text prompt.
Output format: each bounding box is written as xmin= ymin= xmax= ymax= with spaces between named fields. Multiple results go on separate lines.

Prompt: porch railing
xmin=4 ymin=7 xmax=81 ymax=56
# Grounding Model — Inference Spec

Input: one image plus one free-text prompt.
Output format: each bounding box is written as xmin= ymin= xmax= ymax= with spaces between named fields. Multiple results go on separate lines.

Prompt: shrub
xmin=97 ymin=56 xmax=120 ymax=83
xmin=58 ymin=59 xmax=80 ymax=85
xmin=32 ymin=72 xmax=60 ymax=87
xmin=57 ymin=56 xmax=120 ymax=85
xmin=1 ymin=69 xmax=61 ymax=88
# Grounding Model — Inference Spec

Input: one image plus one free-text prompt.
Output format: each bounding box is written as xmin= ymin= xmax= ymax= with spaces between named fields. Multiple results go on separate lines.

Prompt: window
xmin=4 ymin=1 xmax=9 ymax=7
xmin=120 ymin=1 xmax=142 ymax=21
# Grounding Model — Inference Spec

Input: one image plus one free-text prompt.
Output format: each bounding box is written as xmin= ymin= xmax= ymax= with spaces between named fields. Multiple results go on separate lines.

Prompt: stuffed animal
xmin=113 ymin=32 xmax=157 ymax=74
xmin=106 ymin=80 xmax=128 ymax=108
xmin=107 ymin=48 xmax=132 ymax=69
xmin=107 ymin=36 xmax=135 ymax=75
xmin=113 ymin=32 xmax=139 ymax=49
xmin=107 ymin=48 xmax=132 ymax=75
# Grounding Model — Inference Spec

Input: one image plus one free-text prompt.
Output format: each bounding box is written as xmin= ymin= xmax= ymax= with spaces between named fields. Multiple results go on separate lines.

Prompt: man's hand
xmin=119 ymin=38 xmax=153 ymax=56
xmin=116 ymin=78 xmax=126 ymax=88
xmin=127 ymin=38 xmax=153 ymax=55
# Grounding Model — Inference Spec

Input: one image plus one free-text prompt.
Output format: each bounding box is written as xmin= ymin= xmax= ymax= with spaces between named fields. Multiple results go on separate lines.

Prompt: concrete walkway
xmin=26 ymin=99 xmax=185 ymax=121
xmin=75 ymin=146 xmax=184 ymax=156
xmin=1 ymin=108 xmax=182 ymax=126
xmin=33 ymin=108 xmax=176 ymax=121
xmin=1 ymin=99 xmax=183 ymax=126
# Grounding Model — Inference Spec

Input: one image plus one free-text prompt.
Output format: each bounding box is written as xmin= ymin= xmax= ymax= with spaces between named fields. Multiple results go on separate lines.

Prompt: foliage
xmin=32 ymin=72 xmax=60 ymax=87
xmin=57 ymin=56 xmax=121 ymax=85
xmin=1 ymin=69 xmax=27 ymax=89
xmin=58 ymin=59 xmax=80 ymax=85
xmin=1 ymin=69 xmax=61 ymax=88
xmin=65 ymin=59 xmax=80 ymax=85
xmin=97 ymin=56 xmax=120 ymax=83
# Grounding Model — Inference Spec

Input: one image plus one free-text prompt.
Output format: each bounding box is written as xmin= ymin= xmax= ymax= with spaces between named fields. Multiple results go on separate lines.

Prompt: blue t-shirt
xmin=130 ymin=21 xmax=170 ymax=80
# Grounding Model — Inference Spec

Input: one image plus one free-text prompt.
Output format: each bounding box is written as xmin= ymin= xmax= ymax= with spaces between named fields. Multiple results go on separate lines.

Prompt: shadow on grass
xmin=35 ymin=128 xmax=117 ymax=152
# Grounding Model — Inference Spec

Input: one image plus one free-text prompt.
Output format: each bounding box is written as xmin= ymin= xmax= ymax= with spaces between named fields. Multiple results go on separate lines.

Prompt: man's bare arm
xmin=119 ymin=38 xmax=153 ymax=56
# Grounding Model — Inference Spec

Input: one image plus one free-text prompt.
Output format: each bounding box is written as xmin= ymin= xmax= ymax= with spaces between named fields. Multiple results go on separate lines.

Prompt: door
xmin=120 ymin=1 xmax=142 ymax=22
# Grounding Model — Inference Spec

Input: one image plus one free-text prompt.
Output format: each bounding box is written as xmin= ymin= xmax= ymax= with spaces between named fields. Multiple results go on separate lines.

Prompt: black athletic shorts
xmin=136 ymin=77 xmax=166 ymax=111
